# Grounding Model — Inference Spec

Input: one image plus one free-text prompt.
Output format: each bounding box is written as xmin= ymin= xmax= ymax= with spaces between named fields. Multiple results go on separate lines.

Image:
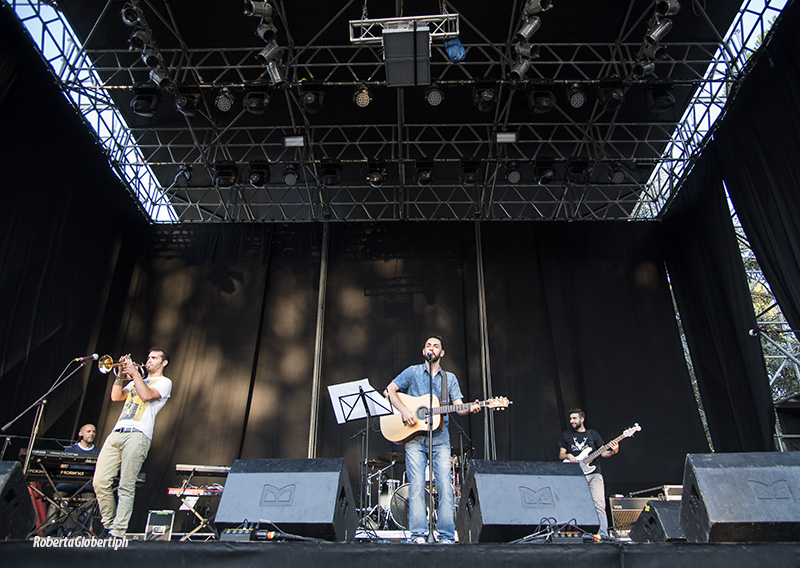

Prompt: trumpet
xmin=97 ymin=354 xmax=145 ymax=378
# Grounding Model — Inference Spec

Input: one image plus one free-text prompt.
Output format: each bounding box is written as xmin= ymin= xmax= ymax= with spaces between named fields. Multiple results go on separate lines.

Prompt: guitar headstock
xmin=485 ymin=396 xmax=511 ymax=410
xmin=622 ymin=423 xmax=642 ymax=438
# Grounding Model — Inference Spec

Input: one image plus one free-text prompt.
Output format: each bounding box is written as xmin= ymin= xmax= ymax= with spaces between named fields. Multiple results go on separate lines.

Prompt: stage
xmin=3 ymin=539 xmax=800 ymax=568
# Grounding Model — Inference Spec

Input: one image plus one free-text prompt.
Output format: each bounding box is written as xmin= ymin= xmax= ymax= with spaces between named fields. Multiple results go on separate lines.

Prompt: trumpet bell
xmin=97 ymin=355 xmax=116 ymax=374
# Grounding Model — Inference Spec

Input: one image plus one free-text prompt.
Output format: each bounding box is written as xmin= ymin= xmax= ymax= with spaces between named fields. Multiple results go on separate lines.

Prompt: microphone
xmin=74 ymin=353 xmax=99 ymax=362
xmin=749 ymin=328 xmax=760 ymax=337
xmin=425 ymin=351 xmax=434 ymax=362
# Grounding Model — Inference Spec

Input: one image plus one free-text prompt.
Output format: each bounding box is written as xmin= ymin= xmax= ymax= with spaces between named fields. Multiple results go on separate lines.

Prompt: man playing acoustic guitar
xmin=385 ymin=335 xmax=481 ymax=544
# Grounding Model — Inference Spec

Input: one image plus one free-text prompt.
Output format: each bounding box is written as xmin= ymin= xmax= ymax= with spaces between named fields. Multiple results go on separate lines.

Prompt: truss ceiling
xmin=20 ymin=1 xmax=759 ymax=222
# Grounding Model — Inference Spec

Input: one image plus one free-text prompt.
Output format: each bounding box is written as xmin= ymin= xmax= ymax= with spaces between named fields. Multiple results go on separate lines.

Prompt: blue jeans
xmin=405 ymin=430 xmax=454 ymax=540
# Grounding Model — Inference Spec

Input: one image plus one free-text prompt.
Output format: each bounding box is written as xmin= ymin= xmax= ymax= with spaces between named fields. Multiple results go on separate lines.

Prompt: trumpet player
xmin=93 ymin=348 xmax=172 ymax=539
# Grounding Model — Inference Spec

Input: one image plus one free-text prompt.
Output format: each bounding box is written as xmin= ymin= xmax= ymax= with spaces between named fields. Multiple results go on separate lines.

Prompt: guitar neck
xmin=431 ymin=400 xmax=488 ymax=415
xmin=583 ymin=432 xmax=628 ymax=463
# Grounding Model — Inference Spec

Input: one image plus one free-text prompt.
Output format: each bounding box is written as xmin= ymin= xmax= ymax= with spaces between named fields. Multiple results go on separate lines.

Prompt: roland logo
xmin=261 ymin=484 xmax=296 ymax=506
xmin=747 ymin=479 xmax=794 ymax=501
xmin=519 ymin=486 xmax=554 ymax=508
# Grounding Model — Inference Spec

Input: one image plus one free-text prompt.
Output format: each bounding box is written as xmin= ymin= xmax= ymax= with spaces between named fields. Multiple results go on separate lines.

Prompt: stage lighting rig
xmin=174 ymin=164 xmax=192 ymax=187
xmin=505 ymin=162 xmax=522 ymax=184
xmin=244 ymin=1 xmax=274 ymax=19
xmin=121 ymin=1 xmax=144 ymax=27
xmin=215 ymin=87 xmax=235 ymax=112
xmin=282 ymin=164 xmax=300 ymax=186
xmin=243 ymin=90 xmax=270 ymax=115
xmin=367 ymin=161 xmax=386 ymax=188
xmin=414 ymin=160 xmax=434 ymax=186
xmin=213 ymin=161 xmax=239 ymax=189
xmin=425 ymin=83 xmax=444 ymax=106
xmin=354 ymin=84 xmax=373 ymax=108
xmin=523 ymin=0 xmax=553 ymax=15
xmin=247 ymin=161 xmax=270 ymax=189
xmin=130 ymin=83 xmax=160 ymax=117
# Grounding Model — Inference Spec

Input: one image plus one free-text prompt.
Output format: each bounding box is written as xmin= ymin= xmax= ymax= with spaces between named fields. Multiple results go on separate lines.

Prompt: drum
xmin=389 ymin=483 xmax=434 ymax=530
xmin=379 ymin=479 xmax=400 ymax=511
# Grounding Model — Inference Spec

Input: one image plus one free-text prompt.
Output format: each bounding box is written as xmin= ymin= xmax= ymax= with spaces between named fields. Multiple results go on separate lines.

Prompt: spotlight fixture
xmin=213 ymin=160 xmax=238 ymax=189
xmin=265 ymin=61 xmax=285 ymax=86
xmin=504 ymin=161 xmax=522 ymax=184
xmin=141 ymin=46 xmax=161 ymax=69
xmin=130 ymin=83 xmax=160 ymax=117
xmin=243 ymin=90 xmax=270 ymax=115
xmin=256 ymin=41 xmax=280 ymax=63
xmin=282 ymin=135 xmax=305 ymax=147
xmin=643 ymin=42 xmax=669 ymax=61
xmin=631 ymin=60 xmax=656 ymax=79
xmin=215 ymin=87 xmax=234 ymax=112
xmin=608 ymin=163 xmax=627 ymax=184
xmin=149 ymin=67 xmax=171 ymax=89
xmin=495 ymin=132 xmax=519 ymax=143
xmin=527 ymin=85 xmax=555 ymax=114
xmin=515 ymin=42 xmax=540 ymax=59
xmin=174 ymin=92 xmax=200 ymax=117
xmin=645 ymin=17 xmax=673 ymax=45
xmin=515 ymin=16 xmax=542 ymax=43
xmin=460 ymin=158 xmax=481 ymax=185
xmin=646 ymin=79 xmax=676 ymax=112
xmin=121 ymin=2 xmax=144 ymax=27
xmin=425 ymin=83 xmax=444 ymax=107
xmin=598 ymin=82 xmax=625 ymax=109
xmin=656 ymin=0 xmax=681 ymax=17
xmin=414 ymin=159 xmax=434 ymax=186
xmin=243 ymin=1 xmax=274 ymax=18
xmin=534 ymin=159 xmax=555 ymax=184
xmin=282 ymin=164 xmax=299 ymax=186
xmin=255 ymin=22 xmax=277 ymax=43
xmin=301 ymin=90 xmax=324 ymax=115
xmin=320 ymin=159 xmax=342 ymax=187
xmin=353 ymin=84 xmax=372 ymax=108
xmin=523 ymin=0 xmax=553 ymax=15
xmin=510 ymin=58 xmax=532 ymax=82
xmin=128 ymin=28 xmax=151 ymax=51
xmin=567 ymin=83 xmax=587 ymax=108
xmin=566 ymin=160 xmax=591 ymax=185
xmin=367 ymin=161 xmax=386 ymax=188
xmin=247 ymin=160 xmax=270 ymax=189
xmin=174 ymin=164 xmax=192 ymax=187
xmin=472 ymin=86 xmax=497 ymax=113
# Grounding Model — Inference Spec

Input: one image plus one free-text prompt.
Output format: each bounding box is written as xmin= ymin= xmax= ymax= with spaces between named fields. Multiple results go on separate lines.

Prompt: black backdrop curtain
xmin=662 ymin=154 xmax=773 ymax=452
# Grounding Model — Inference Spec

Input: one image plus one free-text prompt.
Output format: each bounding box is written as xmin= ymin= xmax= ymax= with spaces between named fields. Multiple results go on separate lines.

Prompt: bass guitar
xmin=566 ymin=423 xmax=641 ymax=475
xmin=380 ymin=392 xmax=511 ymax=443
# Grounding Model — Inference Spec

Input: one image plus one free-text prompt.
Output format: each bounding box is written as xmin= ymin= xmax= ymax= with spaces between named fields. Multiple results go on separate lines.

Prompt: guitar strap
xmin=440 ymin=370 xmax=449 ymax=406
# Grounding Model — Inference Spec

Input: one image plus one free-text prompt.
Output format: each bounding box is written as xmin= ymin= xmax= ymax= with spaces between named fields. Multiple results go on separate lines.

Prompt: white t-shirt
xmin=113 ymin=376 xmax=172 ymax=439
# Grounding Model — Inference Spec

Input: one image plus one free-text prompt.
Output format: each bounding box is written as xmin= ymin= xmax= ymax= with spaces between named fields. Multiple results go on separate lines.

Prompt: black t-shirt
xmin=558 ymin=428 xmax=605 ymax=475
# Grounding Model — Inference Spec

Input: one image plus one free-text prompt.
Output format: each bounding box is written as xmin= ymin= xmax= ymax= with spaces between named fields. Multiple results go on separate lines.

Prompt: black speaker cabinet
xmin=680 ymin=452 xmax=800 ymax=543
xmin=0 ymin=461 xmax=36 ymax=540
xmin=629 ymin=500 xmax=685 ymax=542
xmin=455 ymin=460 xmax=599 ymax=543
xmin=214 ymin=458 xmax=357 ymax=542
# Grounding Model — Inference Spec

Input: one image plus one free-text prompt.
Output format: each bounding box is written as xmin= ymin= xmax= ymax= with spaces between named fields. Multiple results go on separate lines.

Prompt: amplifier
xmin=609 ymin=497 xmax=651 ymax=533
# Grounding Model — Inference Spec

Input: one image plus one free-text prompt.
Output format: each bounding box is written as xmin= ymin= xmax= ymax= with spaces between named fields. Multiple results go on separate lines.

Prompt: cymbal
xmin=375 ymin=452 xmax=405 ymax=464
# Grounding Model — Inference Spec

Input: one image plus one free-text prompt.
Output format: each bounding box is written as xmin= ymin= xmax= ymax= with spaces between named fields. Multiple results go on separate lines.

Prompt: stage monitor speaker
xmin=214 ymin=458 xmax=357 ymax=542
xmin=0 ymin=461 xmax=36 ymax=540
xmin=455 ymin=460 xmax=599 ymax=543
xmin=629 ymin=500 xmax=685 ymax=542
xmin=680 ymin=452 xmax=800 ymax=543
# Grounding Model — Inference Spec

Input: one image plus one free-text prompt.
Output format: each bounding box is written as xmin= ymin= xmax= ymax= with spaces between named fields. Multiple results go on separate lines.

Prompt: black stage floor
xmin=3 ymin=539 xmax=800 ymax=568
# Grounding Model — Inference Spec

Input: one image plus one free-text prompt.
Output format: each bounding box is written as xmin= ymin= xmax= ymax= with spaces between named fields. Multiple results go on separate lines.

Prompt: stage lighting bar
xmin=349 ymin=13 xmax=459 ymax=45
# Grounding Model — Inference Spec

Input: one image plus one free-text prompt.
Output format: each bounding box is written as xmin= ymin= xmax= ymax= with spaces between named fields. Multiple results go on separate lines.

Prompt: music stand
xmin=328 ymin=379 xmax=393 ymax=535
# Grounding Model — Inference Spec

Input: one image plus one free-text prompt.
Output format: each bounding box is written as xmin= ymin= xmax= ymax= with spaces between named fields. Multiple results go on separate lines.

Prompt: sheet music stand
xmin=328 ymin=379 xmax=393 ymax=535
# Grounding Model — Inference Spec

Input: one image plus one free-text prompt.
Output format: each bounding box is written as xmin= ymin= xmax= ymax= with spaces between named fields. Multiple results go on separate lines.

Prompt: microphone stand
xmin=1 ymin=358 xmax=93 ymax=474
xmin=426 ymin=354 xmax=436 ymax=543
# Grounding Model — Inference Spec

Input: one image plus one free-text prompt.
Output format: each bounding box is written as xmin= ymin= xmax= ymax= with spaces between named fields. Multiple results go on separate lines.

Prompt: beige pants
xmin=93 ymin=430 xmax=151 ymax=536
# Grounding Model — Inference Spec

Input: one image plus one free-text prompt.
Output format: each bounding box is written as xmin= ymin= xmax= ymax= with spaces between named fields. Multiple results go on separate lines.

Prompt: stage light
xmin=354 ymin=84 xmax=372 ymax=108
xmin=496 ymin=132 xmax=518 ymax=143
xmin=460 ymin=158 xmax=481 ymax=185
xmin=414 ymin=160 xmax=434 ymax=186
xmin=608 ymin=163 xmax=627 ymax=184
xmin=523 ymin=0 xmax=553 ymax=15
xmin=527 ymin=86 xmax=555 ymax=114
xmin=534 ymin=160 xmax=555 ymax=184
xmin=599 ymin=82 xmax=625 ymax=109
xmin=425 ymin=83 xmax=444 ymax=107
xmin=282 ymin=164 xmax=299 ymax=186
xmin=656 ymin=0 xmax=681 ymax=16
xmin=320 ymin=159 xmax=342 ymax=187
xmin=515 ymin=42 xmax=540 ymax=59
xmin=631 ymin=60 xmax=655 ymax=79
xmin=367 ymin=161 xmax=386 ymax=188
xmin=301 ymin=90 xmax=324 ymax=115
xmin=244 ymin=0 xmax=274 ymax=18
xmin=149 ymin=67 xmax=171 ymax=89
xmin=130 ymin=83 xmax=160 ymax=117
xmin=256 ymin=41 xmax=280 ymax=63
xmin=255 ymin=22 xmax=277 ymax=43
xmin=282 ymin=135 xmax=305 ymax=147
xmin=121 ymin=2 xmax=143 ymax=27
xmin=505 ymin=162 xmax=522 ymax=184
xmin=643 ymin=42 xmax=669 ymax=61
xmin=645 ymin=17 xmax=673 ymax=45
xmin=174 ymin=164 xmax=192 ymax=187
xmin=243 ymin=90 xmax=269 ymax=115
xmin=128 ymin=29 xmax=151 ymax=51
xmin=213 ymin=161 xmax=238 ymax=189
xmin=510 ymin=58 xmax=532 ymax=82
xmin=646 ymin=80 xmax=676 ymax=112
xmin=215 ymin=87 xmax=234 ymax=112
xmin=265 ymin=61 xmax=284 ymax=86
xmin=174 ymin=92 xmax=200 ymax=116
xmin=515 ymin=16 xmax=542 ymax=43
xmin=247 ymin=160 xmax=270 ymax=189
xmin=472 ymin=86 xmax=497 ymax=113
xmin=141 ymin=46 xmax=161 ymax=69
xmin=567 ymin=83 xmax=587 ymax=108
xmin=567 ymin=160 xmax=591 ymax=185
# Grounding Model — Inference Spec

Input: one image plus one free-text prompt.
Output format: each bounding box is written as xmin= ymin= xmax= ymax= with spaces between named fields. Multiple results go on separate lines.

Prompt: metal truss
xmin=6 ymin=0 xmax=790 ymax=223
xmin=349 ymin=13 xmax=460 ymax=44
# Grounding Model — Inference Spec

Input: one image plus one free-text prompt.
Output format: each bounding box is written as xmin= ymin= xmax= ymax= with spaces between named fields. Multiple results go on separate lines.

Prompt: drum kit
xmin=360 ymin=448 xmax=469 ymax=531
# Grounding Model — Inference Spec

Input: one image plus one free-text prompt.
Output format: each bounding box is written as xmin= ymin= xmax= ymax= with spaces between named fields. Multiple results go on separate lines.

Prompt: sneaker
xmin=409 ymin=536 xmax=427 ymax=545
xmin=438 ymin=538 xmax=456 ymax=545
